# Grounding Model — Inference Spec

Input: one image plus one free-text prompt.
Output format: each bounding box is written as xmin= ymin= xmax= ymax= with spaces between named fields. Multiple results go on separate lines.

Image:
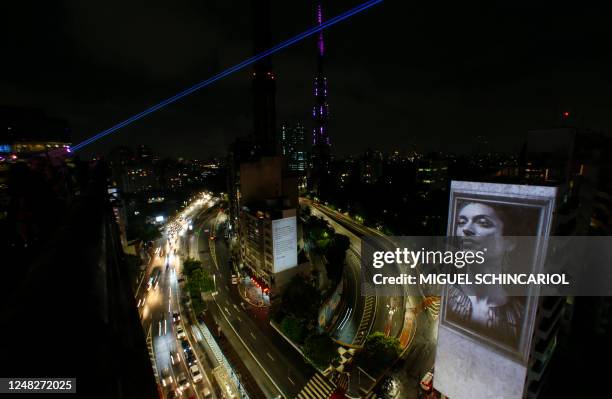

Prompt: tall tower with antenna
xmin=310 ymin=2 xmax=331 ymax=193
xmin=312 ymin=2 xmax=331 ymax=151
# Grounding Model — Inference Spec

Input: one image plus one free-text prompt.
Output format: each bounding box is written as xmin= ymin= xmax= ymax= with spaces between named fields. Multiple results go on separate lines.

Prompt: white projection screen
xmin=272 ymin=216 xmax=298 ymax=273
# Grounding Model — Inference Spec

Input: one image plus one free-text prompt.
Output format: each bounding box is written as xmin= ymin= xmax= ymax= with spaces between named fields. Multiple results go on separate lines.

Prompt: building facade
xmin=280 ymin=122 xmax=307 ymax=173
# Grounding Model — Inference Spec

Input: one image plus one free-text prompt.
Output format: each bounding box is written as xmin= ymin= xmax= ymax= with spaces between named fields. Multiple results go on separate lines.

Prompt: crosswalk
xmin=297 ymin=373 xmax=336 ymax=399
xmin=335 ymin=372 xmax=349 ymax=392
xmin=353 ymin=295 xmax=376 ymax=346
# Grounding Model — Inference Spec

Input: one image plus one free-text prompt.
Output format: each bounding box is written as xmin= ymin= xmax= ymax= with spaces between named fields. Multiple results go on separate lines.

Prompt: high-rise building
xmin=280 ymin=122 xmax=307 ymax=172
xmin=524 ymin=127 xmax=612 ymax=235
xmin=435 ymin=181 xmax=559 ymax=399
xmin=521 ymin=126 xmax=612 ymax=398
xmin=312 ymin=3 xmax=330 ymax=150
xmin=252 ymin=0 xmax=277 ymax=157
xmin=309 ymin=2 xmax=332 ymax=193
xmin=433 ymin=125 xmax=612 ymax=399
xmin=237 ymin=157 xmax=303 ymax=294
xmin=227 ymin=1 xmax=304 ymax=297
xmin=228 ymin=0 xmax=277 ymax=230
xmin=239 ymin=203 xmax=300 ymax=291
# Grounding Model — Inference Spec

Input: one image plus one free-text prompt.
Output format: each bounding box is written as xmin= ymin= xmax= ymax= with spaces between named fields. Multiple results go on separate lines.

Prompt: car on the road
xmin=186 ymin=350 xmax=197 ymax=366
xmin=181 ymin=339 xmax=191 ymax=352
xmin=160 ymin=368 xmax=173 ymax=387
xmin=172 ymin=312 xmax=181 ymax=324
xmin=381 ymin=376 xmax=400 ymax=398
xmin=189 ymin=365 xmax=203 ymax=383
xmin=176 ymin=325 xmax=186 ymax=340
xmin=202 ymin=386 xmax=212 ymax=398
xmin=176 ymin=372 xmax=190 ymax=392
xmin=420 ymin=370 xmax=434 ymax=392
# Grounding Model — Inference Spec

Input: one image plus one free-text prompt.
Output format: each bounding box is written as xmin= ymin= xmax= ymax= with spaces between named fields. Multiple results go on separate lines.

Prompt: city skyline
xmin=3 ymin=1 xmax=612 ymax=158
xmin=2 ymin=3 xmax=612 ymax=397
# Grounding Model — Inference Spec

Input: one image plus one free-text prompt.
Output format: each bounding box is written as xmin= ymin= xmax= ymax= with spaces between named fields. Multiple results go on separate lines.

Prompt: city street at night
xmin=3 ymin=1 xmax=612 ymax=399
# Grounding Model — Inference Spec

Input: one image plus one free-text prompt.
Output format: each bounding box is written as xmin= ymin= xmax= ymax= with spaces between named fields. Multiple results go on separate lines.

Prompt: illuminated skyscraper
xmin=309 ymin=2 xmax=332 ymax=193
xmin=312 ymin=3 xmax=330 ymax=152
xmin=281 ymin=122 xmax=307 ymax=172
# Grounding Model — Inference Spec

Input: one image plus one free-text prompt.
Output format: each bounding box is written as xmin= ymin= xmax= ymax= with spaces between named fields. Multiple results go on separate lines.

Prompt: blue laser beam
xmin=72 ymin=0 xmax=383 ymax=151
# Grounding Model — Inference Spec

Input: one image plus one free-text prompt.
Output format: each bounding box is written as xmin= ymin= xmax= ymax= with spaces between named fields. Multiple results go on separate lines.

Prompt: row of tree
xmin=301 ymin=212 xmax=350 ymax=288
xmin=182 ymin=257 xmax=214 ymax=314
xmin=275 ymin=275 xmax=402 ymax=372
xmin=272 ymin=275 xmax=339 ymax=369
xmin=358 ymin=332 xmax=401 ymax=375
xmin=282 ymin=209 xmax=401 ymax=372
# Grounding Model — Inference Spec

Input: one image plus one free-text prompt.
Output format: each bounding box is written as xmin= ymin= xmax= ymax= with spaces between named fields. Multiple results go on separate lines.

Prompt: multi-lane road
xmin=136 ymin=243 xmax=213 ymax=399
xmin=136 ymin=196 xmax=336 ymax=399
xmin=195 ymin=210 xmax=323 ymax=398
xmin=135 ymin=194 xmax=437 ymax=399
xmin=135 ymin=198 xmax=220 ymax=399
xmin=304 ymin=199 xmax=406 ymax=345
xmin=303 ymin=199 xmax=440 ymax=399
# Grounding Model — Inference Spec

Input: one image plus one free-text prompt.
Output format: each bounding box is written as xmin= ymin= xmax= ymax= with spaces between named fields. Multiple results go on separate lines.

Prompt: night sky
xmin=3 ymin=0 xmax=611 ymax=158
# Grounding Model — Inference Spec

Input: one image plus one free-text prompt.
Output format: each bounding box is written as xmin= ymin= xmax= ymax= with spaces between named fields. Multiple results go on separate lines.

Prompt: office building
xmin=280 ymin=122 xmax=307 ymax=173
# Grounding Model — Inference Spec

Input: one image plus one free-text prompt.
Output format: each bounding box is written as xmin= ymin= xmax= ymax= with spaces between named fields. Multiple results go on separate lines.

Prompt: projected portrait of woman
xmin=441 ymin=182 xmax=555 ymax=362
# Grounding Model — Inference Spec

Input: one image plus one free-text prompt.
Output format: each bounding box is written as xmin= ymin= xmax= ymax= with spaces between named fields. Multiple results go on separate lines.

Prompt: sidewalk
xmin=199 ymin=301 xmax=268 ymax=399
xmin=237 ymin=277 xmax=270 ymax=308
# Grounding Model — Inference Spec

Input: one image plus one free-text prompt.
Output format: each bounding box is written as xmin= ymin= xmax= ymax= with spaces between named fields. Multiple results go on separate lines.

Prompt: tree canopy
xmin=303 ymin=333 xmax=339 ymax=369
xmin=359 ymin=332 xmax=401 ymax=374
xmin=280 ymin=315 xmax=308 ymax=344
xmin=281 ymin=275 xmax=321 ymax=322
xmin=183 ymin=257 xmax=202 ymax=275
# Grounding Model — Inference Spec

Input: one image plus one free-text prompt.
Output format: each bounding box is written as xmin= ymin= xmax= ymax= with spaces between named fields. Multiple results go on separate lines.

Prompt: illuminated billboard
xmin=434 ymin=181 xmax=557 ymax=399
xmin=272 ymin=216 xmax=298 ymax=273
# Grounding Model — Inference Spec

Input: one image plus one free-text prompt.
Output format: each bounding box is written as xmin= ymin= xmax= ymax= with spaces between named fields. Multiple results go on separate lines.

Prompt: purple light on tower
xmin=317 ymin=4 xmax=325 ymax=56
xmin=312 ymin=2 xmax=331 ymax=150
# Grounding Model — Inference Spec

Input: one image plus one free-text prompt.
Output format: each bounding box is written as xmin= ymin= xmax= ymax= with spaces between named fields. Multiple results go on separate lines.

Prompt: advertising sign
xmin=272 ymin=216 xmax=298 ymax=273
